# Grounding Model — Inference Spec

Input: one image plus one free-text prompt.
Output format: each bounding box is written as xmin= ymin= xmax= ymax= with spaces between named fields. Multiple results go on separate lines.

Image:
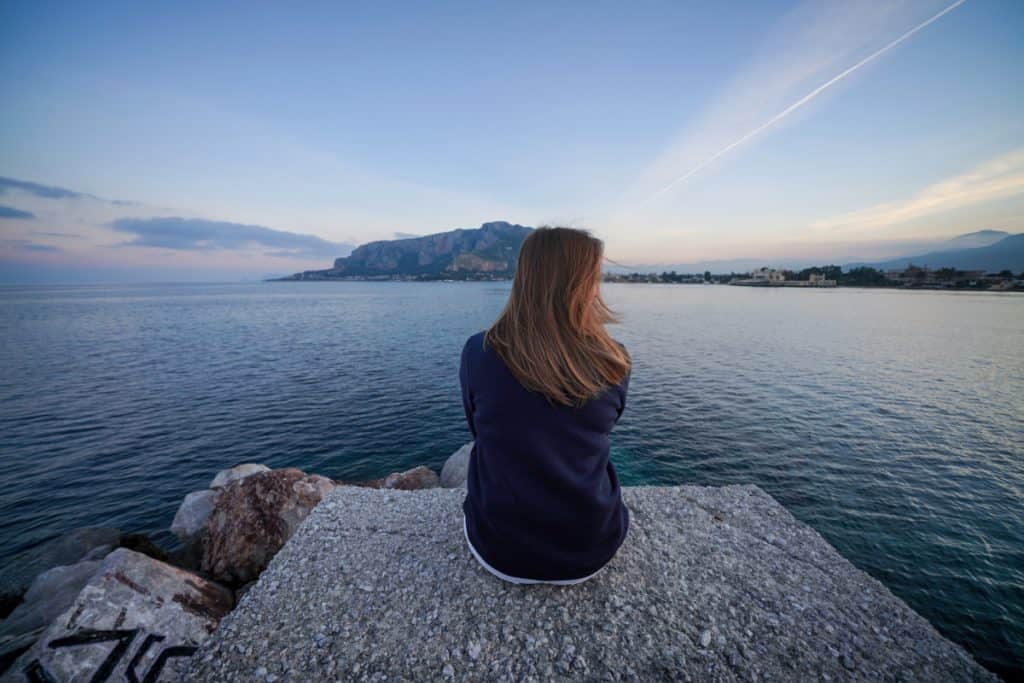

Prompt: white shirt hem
xmin=462 ymin=516 xmax=603 ymax=586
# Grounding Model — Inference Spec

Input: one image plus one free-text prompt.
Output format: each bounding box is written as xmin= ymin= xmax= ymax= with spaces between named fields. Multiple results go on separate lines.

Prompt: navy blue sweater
xmin=460 ymin=331 xmax=630 ymax=581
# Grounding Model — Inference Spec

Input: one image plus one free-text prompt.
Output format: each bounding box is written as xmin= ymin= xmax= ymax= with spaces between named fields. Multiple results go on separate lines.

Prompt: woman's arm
xmin=615 ymin=368 xmax=630 ymax=424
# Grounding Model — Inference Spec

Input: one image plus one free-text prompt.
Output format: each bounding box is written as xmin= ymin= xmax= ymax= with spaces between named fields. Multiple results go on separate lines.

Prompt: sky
xmin=0 ymin=0 xmax=1022 ymax=281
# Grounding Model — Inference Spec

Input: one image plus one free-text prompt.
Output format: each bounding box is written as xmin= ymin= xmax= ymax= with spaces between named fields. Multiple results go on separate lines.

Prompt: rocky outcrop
xmin=440 ymin=442 xmax=472 ymax=488
xmin=171 ymin=464 xmax=273 ymax=547
xmin=187 ymin=485 xmax=995 ymax=682
xmin=282 ymin=221 xmax=533 ymax=280
xmin=1 ymin=463 xmax=347 ymax=677
xmin=0 ymin=558 xmax=104 ymax=674
xmin=8 ymin=549 xmax=233 ymax=682
xmin=201 ymin=468 xmax=335 ymax=585
xmin=354 ymin=464 xmax=443 ymax=490
xmin=383 ymin=465 xmax=441 ymax=490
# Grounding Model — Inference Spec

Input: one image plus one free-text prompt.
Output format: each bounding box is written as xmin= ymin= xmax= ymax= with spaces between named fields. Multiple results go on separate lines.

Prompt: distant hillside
xmin=933 ymin=230 xmax=1009 ymax=251
xmin=610 ymin=230 xmax=1023 ymax=276
xmin=279 ymin=221 xmax=533 ymax=280
xmin=850 ymin=233 xmax=1024 ymax=272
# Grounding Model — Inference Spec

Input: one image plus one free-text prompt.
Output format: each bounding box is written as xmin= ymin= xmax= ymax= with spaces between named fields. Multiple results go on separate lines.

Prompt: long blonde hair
xmin=484 ymin=226 xmax=630 ymax=407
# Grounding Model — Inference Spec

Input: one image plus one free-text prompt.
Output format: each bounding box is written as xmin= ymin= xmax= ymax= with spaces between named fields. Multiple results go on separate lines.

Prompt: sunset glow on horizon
xmin=1 ymin=0 xmax=1022 ymax=281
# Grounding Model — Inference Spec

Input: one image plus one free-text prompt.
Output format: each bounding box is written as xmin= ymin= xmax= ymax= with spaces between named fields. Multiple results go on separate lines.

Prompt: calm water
xmin=1 ymin=282 xmax=1021 ymax=675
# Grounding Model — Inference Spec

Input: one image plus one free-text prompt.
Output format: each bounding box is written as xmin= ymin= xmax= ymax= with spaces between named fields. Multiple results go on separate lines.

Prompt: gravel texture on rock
xmin=187 ymin=485 xmax=994 ymax=682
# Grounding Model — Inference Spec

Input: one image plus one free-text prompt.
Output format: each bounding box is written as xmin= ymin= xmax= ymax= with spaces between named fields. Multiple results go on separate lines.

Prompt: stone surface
xmin=383 ymin=465 xmax=441 ymax=490
xmin=1 ymin=527 xmax=122 ymax=596
xmin=210 ymin=463 xmax=271 ymax=489
xmin=171 ymin=489 xmax=221 ymax=543
xmin=201 ymin=468 xmax=335 ymax=586
xmin=440 ymin=442 xmax=472 ymax=488
xmin=0 ymin=559 xmax=103 ymax=675
xmin=187 ymin=486 xmax=995 ymax=682
xmin=7 ymin=549 xmax=233 ymax=682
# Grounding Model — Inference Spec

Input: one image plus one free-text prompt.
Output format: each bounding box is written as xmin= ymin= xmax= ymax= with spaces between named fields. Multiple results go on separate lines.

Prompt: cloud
xmin=645 ymin=0 xmax=967 ymax=202
xmin=0 ymin=176 xmax=82 ymax=200
xmin=35 ymin=231 xmax=84 ymax=238
xmin=621 ymin=0 xmax=966 ymax=209
xmin=0 ymin=205 xmax=36 ymax=219
xmin=0 ymin=176 xmax=136 ymax=205
xmin=108 ymin=216 xmax=353 ymax=260
xmin=812 ymin=148 xmax=1024 ymax=232
xmin=392 ymin=231 xmax=421 ymax=240
xmin=0 ymin=238 xmax=62 ymax=252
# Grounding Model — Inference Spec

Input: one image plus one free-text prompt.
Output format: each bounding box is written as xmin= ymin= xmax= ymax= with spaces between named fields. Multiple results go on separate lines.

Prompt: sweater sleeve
xmin=459 ymin=339 xmax=477 ymax=438
xmin=615 ymin=368 xmax=630 ymax=424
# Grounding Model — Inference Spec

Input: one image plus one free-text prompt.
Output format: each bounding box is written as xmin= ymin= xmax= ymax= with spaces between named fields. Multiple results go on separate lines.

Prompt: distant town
xmin=603 ymin=265 xmax=1024 ymax=291
xmin=274 ymin=222 xmax=1024 ymax=290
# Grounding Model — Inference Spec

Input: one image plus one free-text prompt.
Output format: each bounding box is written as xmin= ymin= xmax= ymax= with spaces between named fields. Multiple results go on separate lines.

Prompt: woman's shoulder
xmin=462 ymin=330 xmax=488 ymax=359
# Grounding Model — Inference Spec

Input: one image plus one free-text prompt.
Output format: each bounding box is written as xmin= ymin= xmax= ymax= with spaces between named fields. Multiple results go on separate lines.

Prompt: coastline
xmin=1 ymin=444 xmax=998 ymax=681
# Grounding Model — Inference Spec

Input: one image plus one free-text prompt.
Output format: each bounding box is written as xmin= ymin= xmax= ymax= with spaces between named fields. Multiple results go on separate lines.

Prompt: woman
xmin=459 ymin=226 xmax=632 ymax=585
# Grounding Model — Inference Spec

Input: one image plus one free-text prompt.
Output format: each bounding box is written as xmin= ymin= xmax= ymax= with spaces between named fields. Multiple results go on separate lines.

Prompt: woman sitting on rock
xmin=459 ymin=226 xmax=631 ymax=585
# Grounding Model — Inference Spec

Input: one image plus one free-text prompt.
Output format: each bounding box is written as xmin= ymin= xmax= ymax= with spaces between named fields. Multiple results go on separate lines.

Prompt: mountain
xmin=607 ymin=231 xmax=1022 ymax=275
xmin=933 ymin=230 xmax=1009 ymax=251
xmin=849 ymin=233 xmax=1024 ymax=273
xmin=279 ymin=221 xmax=533 ymax=280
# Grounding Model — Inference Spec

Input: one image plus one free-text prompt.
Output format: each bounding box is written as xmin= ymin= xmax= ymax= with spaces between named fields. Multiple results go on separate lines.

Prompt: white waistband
xmin=461 ymin=516 xmax=602 ymax=586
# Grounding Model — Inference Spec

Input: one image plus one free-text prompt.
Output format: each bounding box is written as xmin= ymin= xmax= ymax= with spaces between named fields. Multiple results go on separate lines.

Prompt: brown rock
xmin=201 ymin=469 xmax=334 ymax=585
xmin=382 ymin=465 xmax=441 ymax=490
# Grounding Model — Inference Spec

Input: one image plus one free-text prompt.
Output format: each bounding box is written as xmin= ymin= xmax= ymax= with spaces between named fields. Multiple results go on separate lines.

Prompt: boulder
xmin=210 ymin=463 xmax=270 ymax=489
xmin=382 ymin=465 xmax=441 ymax=490
xmin=171 ymin=489 xmax=221 ymax=544
xmin=0 ymin=559 xmax=104 ymax=675
xmin=440 ymin=442 xmax=473 ymax=488
xmin=8 ymin=548 xmax=232 ymax=682
xmin=1 ymin=527 xmax=122 ymax=596
xmin=201 ymin=469 xmax=335 ymax=585
xmin=22 ymin=560 xmax=102 ymax=611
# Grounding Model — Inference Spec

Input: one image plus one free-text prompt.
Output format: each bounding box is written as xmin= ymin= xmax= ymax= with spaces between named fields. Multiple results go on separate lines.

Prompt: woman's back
xmin=460 ymin=331 xmax=630 ymax=582
xmin=459 ymin=226 xmax=632 ymax=583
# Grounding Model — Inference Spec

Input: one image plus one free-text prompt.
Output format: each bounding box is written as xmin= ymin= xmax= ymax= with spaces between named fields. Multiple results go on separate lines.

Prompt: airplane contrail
xmin=644 ymin=0 xmax=968 ymax=203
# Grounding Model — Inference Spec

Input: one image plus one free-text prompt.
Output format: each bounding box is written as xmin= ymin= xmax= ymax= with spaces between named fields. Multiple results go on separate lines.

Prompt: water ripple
xmin=0 ymin=281 xmax=1021 ymax=676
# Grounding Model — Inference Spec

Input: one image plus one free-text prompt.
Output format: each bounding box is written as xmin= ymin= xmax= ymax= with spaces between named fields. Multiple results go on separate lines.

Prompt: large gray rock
xmin=210 ymin=463 xmax=270 ymax=489
xmin=187 ymin=486 xmax=994 ymax=682
xmin=170 ymin=489 xmax=221 ymax=544
xmin=440 ymin=442 xmax=472 ymax=488
xmin=8 ymin=549 xmax=233 ymax=682
xmin=201 ymin=468 xmax=335 ymax=585
xmin=22 ymin=560 xmax=102 ymax=617
xmin=0 ymin=560 xmax=103 ymax=674
xmin=1 ymin=527 xmax=122 ymax=596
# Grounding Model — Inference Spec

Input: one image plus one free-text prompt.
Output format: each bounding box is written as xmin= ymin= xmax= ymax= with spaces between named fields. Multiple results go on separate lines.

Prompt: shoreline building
xmin=730 ymin=268 xmax=837 ymax=287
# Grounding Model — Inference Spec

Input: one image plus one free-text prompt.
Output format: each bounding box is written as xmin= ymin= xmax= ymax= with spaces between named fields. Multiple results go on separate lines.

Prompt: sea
xmin=0 ymin=281 xmax=1021 ymax=676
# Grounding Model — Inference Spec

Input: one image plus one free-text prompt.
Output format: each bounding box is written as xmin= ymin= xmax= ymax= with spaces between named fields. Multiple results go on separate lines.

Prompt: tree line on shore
xmin=603 ymin=265 xmax=1024 ymax=288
